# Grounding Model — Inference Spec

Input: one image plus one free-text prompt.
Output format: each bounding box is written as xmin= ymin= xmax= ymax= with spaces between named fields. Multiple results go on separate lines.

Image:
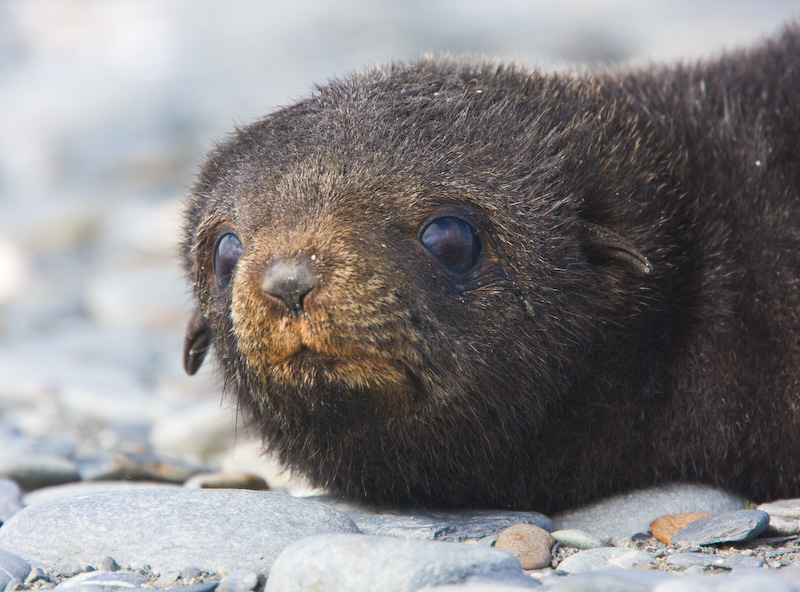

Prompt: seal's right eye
xmin=214 ymin=233 xmax=242 ymax=291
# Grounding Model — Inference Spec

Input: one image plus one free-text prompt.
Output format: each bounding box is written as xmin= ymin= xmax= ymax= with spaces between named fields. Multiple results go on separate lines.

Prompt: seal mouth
xmin=269 ymin=345 xmax=410 ymax=393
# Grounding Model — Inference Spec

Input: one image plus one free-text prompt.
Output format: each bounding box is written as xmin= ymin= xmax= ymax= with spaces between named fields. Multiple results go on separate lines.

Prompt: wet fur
xmin=183 ymin=25 xmax=800 ymax=513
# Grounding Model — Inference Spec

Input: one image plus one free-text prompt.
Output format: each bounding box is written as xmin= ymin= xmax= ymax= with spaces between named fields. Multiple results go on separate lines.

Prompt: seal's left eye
xmin=420 ymin=217 xmax=481 ymax=275
xmin=214 ymin=233 xmax=242 ymax=291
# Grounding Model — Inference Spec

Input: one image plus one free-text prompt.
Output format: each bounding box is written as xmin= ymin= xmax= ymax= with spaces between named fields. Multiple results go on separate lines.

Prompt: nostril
xmin=261 ymin=258 xmax=315 ymax=315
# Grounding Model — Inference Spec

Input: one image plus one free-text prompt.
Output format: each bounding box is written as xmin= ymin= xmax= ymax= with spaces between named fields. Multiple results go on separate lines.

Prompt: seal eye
xmin=420 ymin=217 xmax=481 ymax=275
xmin=214 ymin=233 xmax=242 ymax=291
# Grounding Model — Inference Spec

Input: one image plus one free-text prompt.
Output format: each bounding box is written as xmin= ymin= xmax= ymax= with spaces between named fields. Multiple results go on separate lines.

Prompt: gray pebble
xmin=416 ymin=584 xmax=535 ymax=591
xmin=54 ymin=571 xmax=148 ymax=589
xmin=652 ymin=571 xmax=797 ymax=592
xmin=179 ymin=567 xmax=204 ymax=580
xmin=100 ymin=558 xmax=119 ymax=572
xmin=163 ymin=584 xmax=219 ymax=592
xmin=670 ymin=510 xmax=769 ymax=546
xmin=0 ymin=489 xmax=359 ymax=574
xmin=0 ymin=455 xmax=80 ymax=492
xmin=555 ymin=548 xmax=656 ymax=574
xmin=758 ymin=499 xmax=800 ymax=519
xmin=550 ymin=529 xmax=607 ymax=550
xmin=311 ymin=496 xmax=553 ymax=542
xmin=264 ymin=533 xmax=535 ymax=592
xmin=23 ymin=481 xmax=179 ymax=507
xmin=664 ymin=552 xmax=716 ymax=570
xmin=552 ymin=483 xmax=746 ymax=544
xmin=540 ymin=569 xmax=675 ymax=591
xmin=24 ymin=567 xmax=48 ymax=585
xmin=217 ymin=569 xmax=259 ymax=592
xmin=719 ymin=554 xmax=764 ymax=569
xmin=764 ymin=515 xmax=800 ymax=536
xmin=155 ymin=571 xmax=180 ymax=587
xmin=0 ymin=549 xmax=31 ymax=592
xmin=758 ymin=499 xmax=800 ymax=535
xmin=0 ymin=478 xmax=23 ymax=524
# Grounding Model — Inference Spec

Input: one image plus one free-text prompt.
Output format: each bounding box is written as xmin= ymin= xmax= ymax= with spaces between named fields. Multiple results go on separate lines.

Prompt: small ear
xmin=183 ymin=307 xmax=211 ymax=376
xmin=580 ymin=222 xmax=653 ymax=276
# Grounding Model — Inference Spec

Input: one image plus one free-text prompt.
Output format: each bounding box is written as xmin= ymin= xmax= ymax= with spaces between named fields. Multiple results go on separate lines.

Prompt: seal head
xmin=183 ymin=26 xmax=800 ymax=512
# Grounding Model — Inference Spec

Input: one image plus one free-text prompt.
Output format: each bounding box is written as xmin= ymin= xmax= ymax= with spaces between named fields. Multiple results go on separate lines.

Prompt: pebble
xmin=149 ymin=399 xmax=239 ymax=463
xmin=179 ymin=567 xmax=204 ymax=580
xmin=23 ymin=481 xmax=180 ymax=506
xmin=553 ymin=484 xmax=746 ymax=543
xmin=494 ymin=524 xmax=555 ymax=570
xmin=0 ymin=239 xmax=28 ymax=305
xmin=0 ymin=478 xmax=23 ymax=524
xmin=54 ymin=571 xmax=149 ymax=590
xmin=167 ymin=584 xmax=219 ymax=592
xmin=0 ymin=489 xmax=359 ymax=574
xmin=670 ymin=510 xmax=770 ymax=546
xmin=24 ymin=567 xmax=48 ymax=585
xmin=652 ymin=571 xmax=799 ymax=592
xmin=100 ymin=558 xmax=120 ymax=572
xmin=264 ymin=534 xmax=536 ymax=592
xmin=183 ymin=472 xmax=268 ymax=490
xmin=664 ymin=552 xmax=718 ymax=570
xmin=155 ymin=571 xmax=181 ymax=587
xmin=765 ymin=516 xmax=800 ymax=536
xmin=550 ymin=529 xmax=607 ymax=550
xmin=102 ymin=451 xmax=212 ymax=483
xmin=651 ymin=513 xmax=712 ymax=544
xmin=759 ymin=499 xmax=800 ymax=535
xmin=0 ymin=454 xmax=80 ymax=491
xmin=540 ymin=569 xmax=673 ymax=591
xmin=555 ymin=547 xmax=656 ymax=574
xmin=313 ymin=496 xmax=553 ymax=542
xmin=217 ymin=569 xmax=260 ymax=592
xmin=760 ymin=499 xmax=800 ymax=519
xmin=0 ymin=549 xmax=30 ymax=592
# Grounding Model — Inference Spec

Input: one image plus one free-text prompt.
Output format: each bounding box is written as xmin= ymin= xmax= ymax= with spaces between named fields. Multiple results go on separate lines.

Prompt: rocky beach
xmin=2 ymin=1 xmax=800 ymax=590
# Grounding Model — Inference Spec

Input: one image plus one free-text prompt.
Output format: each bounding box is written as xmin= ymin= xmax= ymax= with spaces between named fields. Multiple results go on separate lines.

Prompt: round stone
xmin=494 ymin=524 xmax=555 ymax=570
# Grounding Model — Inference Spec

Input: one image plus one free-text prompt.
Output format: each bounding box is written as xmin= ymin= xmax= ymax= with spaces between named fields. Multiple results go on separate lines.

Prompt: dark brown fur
xmin=183 ymin=25 xmax=800 ymax=513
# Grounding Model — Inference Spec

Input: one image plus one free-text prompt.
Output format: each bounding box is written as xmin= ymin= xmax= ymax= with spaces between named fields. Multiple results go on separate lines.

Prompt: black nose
xmin=261 ymin=258 xmax=315 ymax=315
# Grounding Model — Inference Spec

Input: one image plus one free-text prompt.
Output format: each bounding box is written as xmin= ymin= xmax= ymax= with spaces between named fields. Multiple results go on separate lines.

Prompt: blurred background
xmin=0 ymin=0 xmax=798 ymax=490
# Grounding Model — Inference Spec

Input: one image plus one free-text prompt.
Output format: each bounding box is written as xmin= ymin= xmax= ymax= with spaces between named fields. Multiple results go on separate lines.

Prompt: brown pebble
xmin=494 ymin=523 xmax=555 ymax=570
xmin=183 ymin=472 xmax=269 ymax=490
xmin=650 ymin=512 xmax=712 ymax=544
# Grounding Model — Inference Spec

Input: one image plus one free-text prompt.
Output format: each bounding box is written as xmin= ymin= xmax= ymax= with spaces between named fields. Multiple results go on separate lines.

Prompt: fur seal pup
xmin=182 ymin=25 xmax=800 ymax=513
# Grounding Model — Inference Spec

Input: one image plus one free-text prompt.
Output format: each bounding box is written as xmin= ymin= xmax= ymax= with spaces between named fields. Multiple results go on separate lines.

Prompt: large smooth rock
xmin=552 ymin=483 xmax=746 ymax=543
xmin=311 ymin=496 xmax=553 ymax=541
xmin=0 ymin=489 xmax=359 ymax=574
xmin=264 ymin=534 xmax=535 ymax=592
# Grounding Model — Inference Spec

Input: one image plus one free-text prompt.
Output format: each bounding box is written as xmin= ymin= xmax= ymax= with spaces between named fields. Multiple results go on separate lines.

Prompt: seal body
xmin=183 ymin=25 xmax=800 ymax=513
